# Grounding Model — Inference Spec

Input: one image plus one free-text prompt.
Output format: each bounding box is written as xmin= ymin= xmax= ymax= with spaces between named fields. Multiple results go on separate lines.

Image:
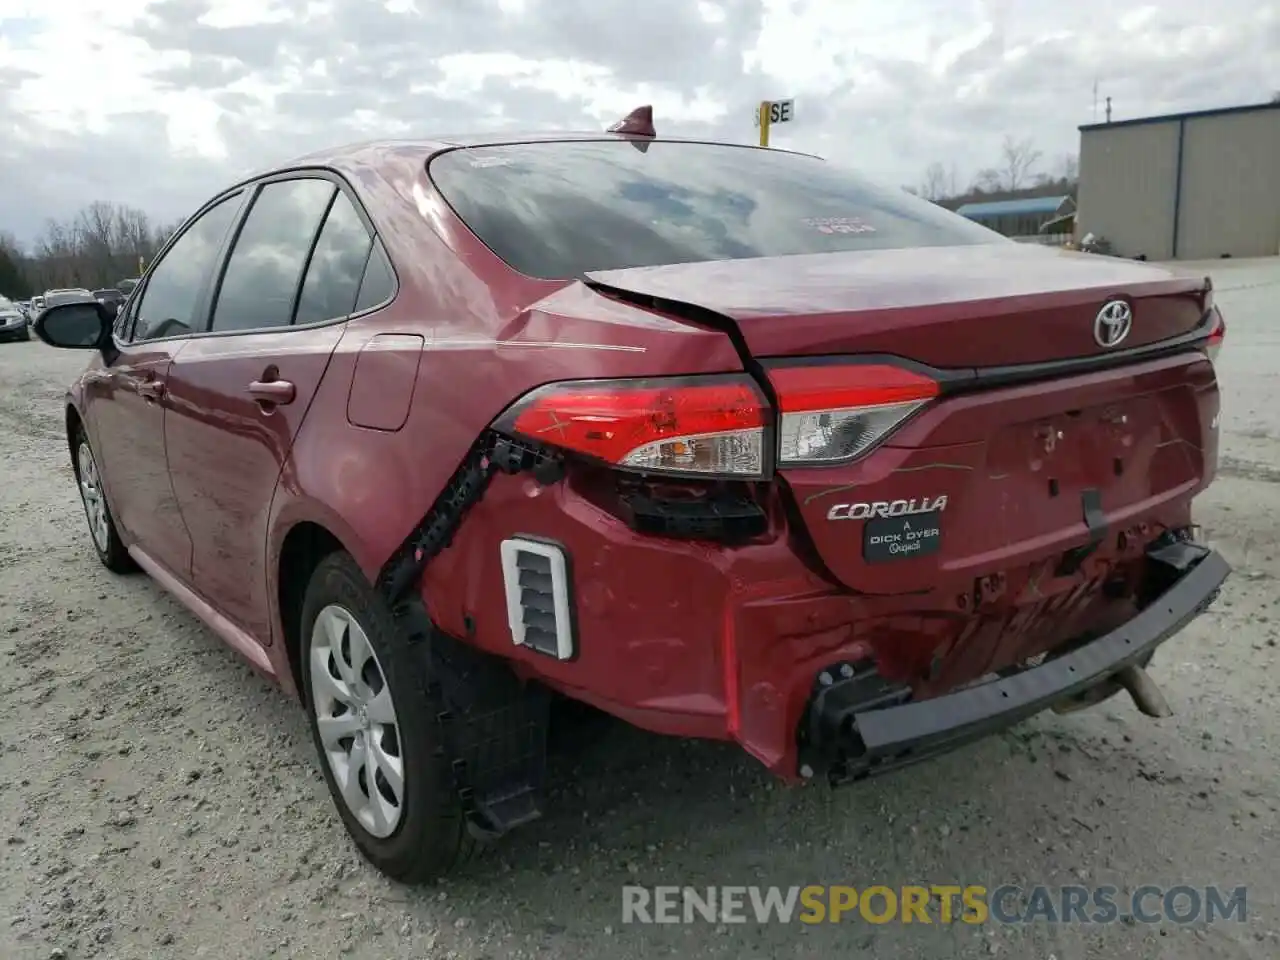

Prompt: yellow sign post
xmin=755 ymin=99 xmax=794 ymax=148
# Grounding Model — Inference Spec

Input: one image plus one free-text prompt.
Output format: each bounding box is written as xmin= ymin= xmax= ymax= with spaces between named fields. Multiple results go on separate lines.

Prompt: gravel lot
xmin=2 ymin=259 xmax=1278 ymax=960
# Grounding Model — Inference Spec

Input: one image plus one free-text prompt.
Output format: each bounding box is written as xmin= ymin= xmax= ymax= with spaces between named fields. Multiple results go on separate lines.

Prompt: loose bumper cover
xmin=804 ymin=539 xmax=1230 ymax=783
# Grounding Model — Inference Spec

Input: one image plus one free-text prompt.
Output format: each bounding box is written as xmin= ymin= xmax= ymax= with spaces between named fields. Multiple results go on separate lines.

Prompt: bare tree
xmin=21 ymin=202 xmax=174 ymax=292
xmin=917 ymin=162 xmax=962 ymax=202
xmin=920 ymin=162 xmax=948 ymax=201
xmin=153 ymin=217 xmax=184 ymax=251
xmin=1057 ymin=154 xmax=1079 ymax=182
xmin=999 ymin=135 xmax=1042 ymax=191
xmin=114 ymin=206 xmax=153 ymax=255
xmin=0 ymin=232 xmax=31 ymax=298
xmin=971 ymin=167 xmax=1003 ymax=193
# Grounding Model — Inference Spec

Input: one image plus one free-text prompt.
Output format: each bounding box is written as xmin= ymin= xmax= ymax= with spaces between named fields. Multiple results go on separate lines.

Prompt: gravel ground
xmin=2 ymin=258 xmax=1278 ymax=960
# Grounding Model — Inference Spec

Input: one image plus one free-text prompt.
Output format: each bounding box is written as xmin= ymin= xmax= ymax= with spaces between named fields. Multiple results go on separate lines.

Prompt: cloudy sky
xmin=1 ymin=0 xmax=1277 ymax=245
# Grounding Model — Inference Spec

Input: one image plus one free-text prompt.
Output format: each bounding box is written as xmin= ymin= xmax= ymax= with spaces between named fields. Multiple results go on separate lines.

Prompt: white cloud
xmin=0 ymin=0 xmax=1277 ymax=242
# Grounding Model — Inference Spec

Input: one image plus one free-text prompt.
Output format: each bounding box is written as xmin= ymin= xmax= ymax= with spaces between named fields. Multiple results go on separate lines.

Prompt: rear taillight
xmin=493 ymin=375 xmax=768 ymax=478
xmin=1205 ymin=309 xmax=1225 ymax=364
xmin=494 ymin=363 xmax=941 ymax=478
xmin=768 ymin=362 xmax=939 ymax=465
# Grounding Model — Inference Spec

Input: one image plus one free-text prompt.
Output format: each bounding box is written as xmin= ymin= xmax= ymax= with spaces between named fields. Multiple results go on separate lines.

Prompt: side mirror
xmin=33 ymin=301 xmax=112 ymax=350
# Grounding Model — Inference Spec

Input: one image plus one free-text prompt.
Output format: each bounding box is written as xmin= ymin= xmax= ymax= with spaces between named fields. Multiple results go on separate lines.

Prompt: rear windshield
xmin=429 ymin=140 xmax=1006 ymax=280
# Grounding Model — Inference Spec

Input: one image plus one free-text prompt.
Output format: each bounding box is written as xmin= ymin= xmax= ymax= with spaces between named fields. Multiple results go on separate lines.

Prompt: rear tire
xmin=300 ymin=552 xmax=473 ymax=883
xmin=72 ymin=425 xmax=136 ymax=573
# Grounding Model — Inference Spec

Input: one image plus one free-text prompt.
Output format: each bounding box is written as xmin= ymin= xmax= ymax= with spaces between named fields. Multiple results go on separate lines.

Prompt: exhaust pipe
xmin=1114 ymin=664 xmax=1172 ymax=718
xmin=1051 ymin=662 xmax=1173 ymax=718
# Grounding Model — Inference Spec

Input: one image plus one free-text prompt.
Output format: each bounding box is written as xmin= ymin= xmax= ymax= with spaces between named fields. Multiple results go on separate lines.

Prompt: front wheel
xmin=73 ymin=426 xmax=136 ymax=573
xmin=300 ymin=552 xmax=473 ymax=882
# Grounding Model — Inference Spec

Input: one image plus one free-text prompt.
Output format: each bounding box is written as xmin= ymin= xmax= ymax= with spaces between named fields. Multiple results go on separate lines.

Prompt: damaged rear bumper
xmin=802 ymin=539 xmax=1230 ymax=784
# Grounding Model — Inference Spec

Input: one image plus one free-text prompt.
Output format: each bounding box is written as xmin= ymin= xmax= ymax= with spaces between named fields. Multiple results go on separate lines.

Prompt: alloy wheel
xmin=309 ymin=604 xmax=406 ymax=838
xmin=77 ymin=442 xmax=111 ymax=553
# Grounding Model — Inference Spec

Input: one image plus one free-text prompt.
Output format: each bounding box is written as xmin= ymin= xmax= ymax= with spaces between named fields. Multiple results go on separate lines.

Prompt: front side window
xmin=133 ymin=194 xmax=243 ymax=342
xmin=429 ymin=141 xmax=1007 ymax=280
xmin=294 ymin=191 xmax=373 ymax=326
xmin=210 ymin=178 xmax=336 ymax=333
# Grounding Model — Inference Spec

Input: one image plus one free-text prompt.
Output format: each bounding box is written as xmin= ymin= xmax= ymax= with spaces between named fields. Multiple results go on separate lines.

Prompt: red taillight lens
xmin=495 ymin=375 xmax=768 ymax=477
xmin=768 ymin=363 xmax=939 ymax=464
xmin=1205 ymin=309 xmax=1225 ymax=364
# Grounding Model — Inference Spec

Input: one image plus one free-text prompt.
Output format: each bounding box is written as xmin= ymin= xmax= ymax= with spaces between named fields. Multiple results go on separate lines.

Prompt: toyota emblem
xmin=1094 ymin=299 xmax=1132 ymax=348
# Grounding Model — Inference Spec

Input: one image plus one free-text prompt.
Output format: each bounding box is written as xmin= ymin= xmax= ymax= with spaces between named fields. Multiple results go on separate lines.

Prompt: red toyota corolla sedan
xmin=34 ymin=109 xmax=1229 ymax=883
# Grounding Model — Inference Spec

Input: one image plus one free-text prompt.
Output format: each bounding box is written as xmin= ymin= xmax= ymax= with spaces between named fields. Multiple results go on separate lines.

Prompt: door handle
xmin=248 ymin=379 xmax=296 ymax=405
xmin=136 ymin=380 xmax=166 ymax=401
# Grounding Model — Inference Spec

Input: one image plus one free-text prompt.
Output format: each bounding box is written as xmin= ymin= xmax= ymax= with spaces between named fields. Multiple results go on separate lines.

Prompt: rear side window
xmin=133 ymin=193 xmax=243 ymax=341
xmin=294 ymin=191 xmax=374 ymax=325
xmin=354 ymin=240 xmax=395 ymax=312
xmin=430 ymin=141 xmax=1006 ymax=280
xmin=210 ymin=178 xmax=336 ymax=333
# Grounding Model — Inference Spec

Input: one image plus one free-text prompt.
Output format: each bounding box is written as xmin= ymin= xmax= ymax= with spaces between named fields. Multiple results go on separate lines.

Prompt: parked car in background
xmin=0 ymin=295 xmax=29 ymax=341
xmin=92 ymin=288 xmax=126 ymax=309
xmin=30 ymin=294 xmax=45 ymax=314
xmin=41 ymin=289 xmax=95 ymax=312
xmin=31 ymin=117 xmax=1230 ymax=884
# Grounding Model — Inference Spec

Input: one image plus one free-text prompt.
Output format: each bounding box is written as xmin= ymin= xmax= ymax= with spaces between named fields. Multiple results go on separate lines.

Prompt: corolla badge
xmin=827 ymin=496 xmax=948 ymax=521
xmin=1094 ymin=299 xmax=1133 ymax=348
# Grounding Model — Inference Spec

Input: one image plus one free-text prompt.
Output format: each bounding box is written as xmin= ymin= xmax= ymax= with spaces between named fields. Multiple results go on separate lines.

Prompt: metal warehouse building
xmin=956 ymin=195 xmax=1075 ymax=239
xmin=1076 ymin=100 xmax=1280 ymax=260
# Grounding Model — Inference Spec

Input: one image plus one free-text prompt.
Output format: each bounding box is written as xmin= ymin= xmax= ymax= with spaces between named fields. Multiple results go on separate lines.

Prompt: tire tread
xmin=300 ymin=551 xmax=475 ymax=883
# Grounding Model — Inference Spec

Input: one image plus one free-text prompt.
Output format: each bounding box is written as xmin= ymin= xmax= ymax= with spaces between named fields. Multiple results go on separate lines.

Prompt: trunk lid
xmin=587 ymin=244 xmax=1219 ymax=599
xmin=587 ymin=244 xmax=1210 ymax=366
xmin=775 ymin=351 xmax=1218 ymax=596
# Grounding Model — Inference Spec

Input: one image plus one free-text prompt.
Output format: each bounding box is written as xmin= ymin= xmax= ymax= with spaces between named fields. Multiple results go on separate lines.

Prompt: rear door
xmin=162 ymin=175 xmax=379 ymax=644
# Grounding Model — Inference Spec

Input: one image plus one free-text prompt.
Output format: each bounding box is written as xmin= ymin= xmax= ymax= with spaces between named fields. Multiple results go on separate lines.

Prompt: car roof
xmin=209 ymin=133 xmax=821 ymax=224
xmin=272 ymin=132 xmax=817 ymax=176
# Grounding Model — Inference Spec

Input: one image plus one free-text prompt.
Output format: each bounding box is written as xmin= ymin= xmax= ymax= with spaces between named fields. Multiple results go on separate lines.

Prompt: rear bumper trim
xmin=819 ymin=544 xmax=1229 ymax=779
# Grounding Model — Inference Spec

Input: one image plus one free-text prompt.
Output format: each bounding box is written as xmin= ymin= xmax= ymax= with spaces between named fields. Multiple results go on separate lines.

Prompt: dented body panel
xmin=60 ymin=134 xmax=1227 ymax=786
xmin=587 ymin=244 xmax=1211 ymax=366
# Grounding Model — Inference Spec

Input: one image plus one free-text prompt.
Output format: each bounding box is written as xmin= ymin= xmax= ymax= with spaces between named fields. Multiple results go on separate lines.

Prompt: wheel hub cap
xmin=308 ymin=604 xmax=405 ymax=839
xmin=77 ymin=442 xmax=110 ymax=552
